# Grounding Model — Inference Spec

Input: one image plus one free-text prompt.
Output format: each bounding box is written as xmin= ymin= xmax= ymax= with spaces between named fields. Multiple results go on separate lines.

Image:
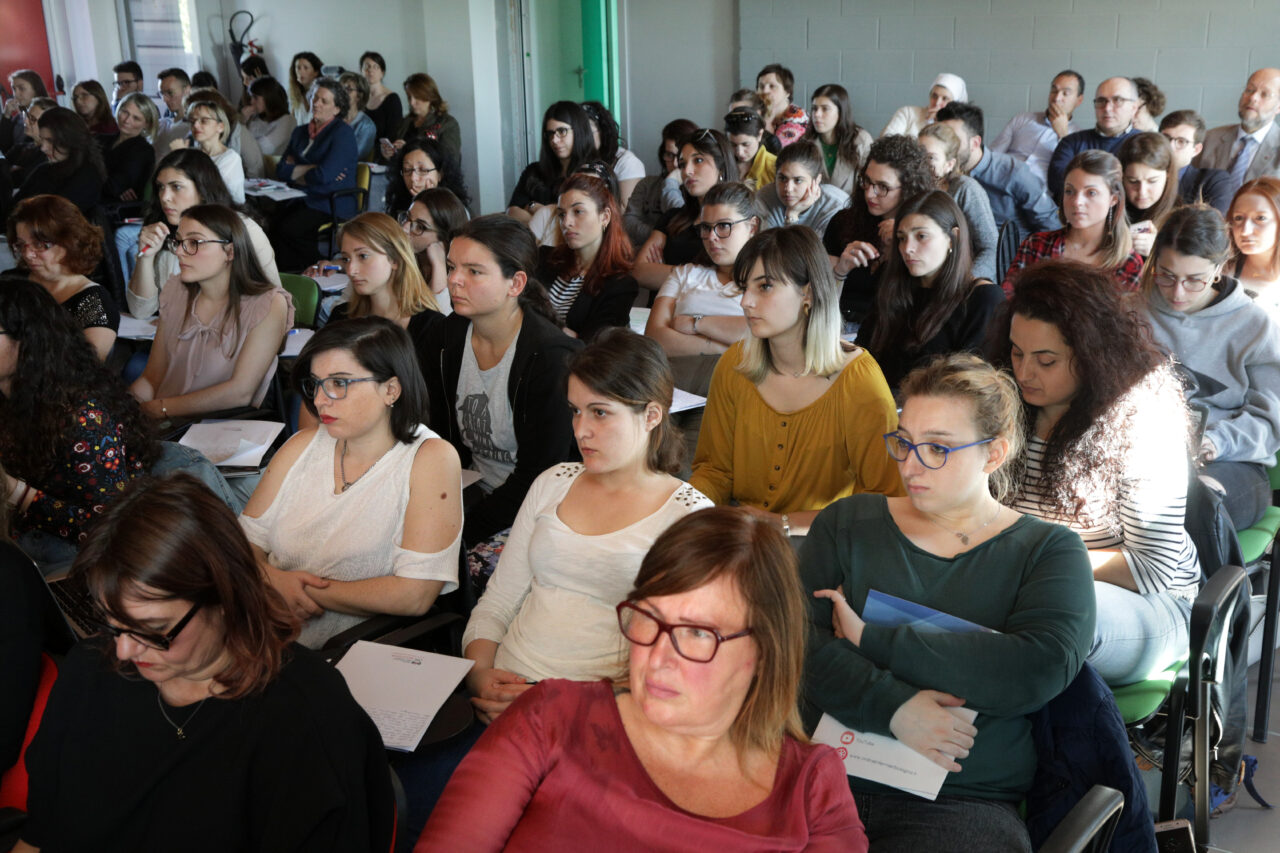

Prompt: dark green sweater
xmin=800 ymin=494 xmax=1095 ymax=800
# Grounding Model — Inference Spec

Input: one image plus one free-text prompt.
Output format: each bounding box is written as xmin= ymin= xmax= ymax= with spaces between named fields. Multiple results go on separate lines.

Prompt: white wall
xmin=737 ymin=0 xmax=1280 ymax=144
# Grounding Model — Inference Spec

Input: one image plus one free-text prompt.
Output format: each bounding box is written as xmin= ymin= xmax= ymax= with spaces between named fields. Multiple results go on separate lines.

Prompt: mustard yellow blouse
xmin=744 ymin=145 xmax=777 ymax=191
xmin=689 ymin=342 xmax=904 ymax=513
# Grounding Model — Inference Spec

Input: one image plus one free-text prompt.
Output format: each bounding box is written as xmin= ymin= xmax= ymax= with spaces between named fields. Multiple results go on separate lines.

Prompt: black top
xmin=655 ymin=207 xmax=704 ymax=266
xmin=63 ymin=283 xmax=121 ymax=332
xmin=1177 ymin=165 xmax=1233 ymax=216
xmin=536 ymin=246 xmax=639 ymax=341
xmin=363 ymin=93 xmax=403 ymax=144
xmin=508 ymin=161 xmax=559 ymax=210
xmin=15 ymin=160 xmax=105 ymax=214
xmin=823 ymin=207 xmax=879 ymax=323
xmin=856 ymin=280 xmax=1006 ymax=391
xmin=22 ymin=641 xmax=394 ymax=852
xmin=327 ymin=302 xmax=445 ymax=355
xmin=0 ymin=542 xmax=44 ymax=774
xmin=421 ymin=310 xmax=582 ymax=542
xmin=101 ymin=134 xmax=156 ymax=202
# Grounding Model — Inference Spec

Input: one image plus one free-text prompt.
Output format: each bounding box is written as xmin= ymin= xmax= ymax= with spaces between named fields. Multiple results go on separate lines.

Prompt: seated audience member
xmin=288 ymin=51 xmax=323 ymax=126
xmin=1005 ymin=150 xmax=1144 ymax=293
xmin=538 ymin=173 xmax=637 ymax=339
xmin=691 ymin=226 xmax=902 ymax=534
xmin=805 ymin=84 xmax=872 ymax=195
xmin=420 ymin=507 xmax=867 ymax=852
xmin=756 ymin=63 xmax=809 ymax=147
xmin=14 ymin=475 xmax=392 ymax=852
xmin=724 ymin=108 xmax=776 ymax=191
xmin=359 ymin=51 xmax=403 ymax=143
xmin=385 ymin=136 xmax=470 ymax=215
xmin=6 ymin=96 xmax=54 ymax=188
xmin=102 ymin=92 xmax=158 ymax=203
xmin=422 ymin=215 xmax=581 ymax=562
xmin=126 ymin=150 xmax=280 ymax=318
xmin=1048 ymin=76 xmax=1141 ymax=201
xmin=991 ymin=70 xmax=1086 ymax=181
xmin=918 ymin=123 xmax=998 ymax=280
xmin=645 ymin=182 xmax=757 ymax=391
xmin=729 ymin=87 xmax=781 ymax=153
xmin=130 ymin=204 xmax=293 ymax=419
xmin=379 ymin=72 xmax=461 ymax=165
xmin=6 ymin=194 xmax=120 ymax=360
xmin=881 ymin=72 xmax=966 ymax=138
xmin=1228 ymin=176 xmax=1280 ymax=314
xmin=186 ymin=85 xmax=265 ymax=179
xmin=0 ymin=278 xmax=156 ymax=563
xmin=856 ymin=191 xmax=1004 ymax=391
xmin=398 ymin=186 xmax=470 ymax=311
xmin=324 ymin=212 xmax=442 ymax=352
xmin=109 ymin=61 xmax=144 ymax=108
xmin=756 ymin=139 xmax=850 ymax=234
xmin=170 ymin=99 xmax=245 ymax=204
xmin=635 ymin=128 xmax=737 ymax=287
xmin=1132 ymin=77 xmax=1166 ymax=133
xmin=623 ymin=117 xmax=697 ymax=246
xmin=937 ymin=101 xmax=1060 ymax=243
xmin=823 ymin=134 xmax=936 ymax=323
xmin=244 ymin=76 xmax=297 ymax=157
xmin=191 ymin=71 xmax=217 ymax=91
xmin=1195 ymin=68 xmax=1280 ymax=191
xmin=1 ymin=69 xmax=48 ymax=155
xmin=506 ymin=101 xmax=596 ymax=225
xmin=803 ymin=353 xmax=1093 ymax=853
xmin=1160 ymin=110 xmax=1233 ymax=214
xmin=339 ymin=71 xmax=376 ymax=161
xmin=994 ymin=260 xmax=1200 ymax=686
xmin=581 ymin=100 xmax=644 ymax=210
xmin=71 ymin=80 xmax=117 ymax=135
xmin=1141 ymin=205 xmax=1280 ymax=529
xmin=1118 ymin=132 xmax=1181 ymax=256
xmin=272 ymin=78 xmax=359 ymax=271
xmin=153 ymin=68 xmax=192 ymax=154
xmin=240 ymin=317 xmax=460 ymax=648
xmin=236 ymin=54 xmax=269 ymax=118
xmin=0 ymin=461 xmax=43 ymax=776
xmin=14 ymin=107 xmax=106 ymax=213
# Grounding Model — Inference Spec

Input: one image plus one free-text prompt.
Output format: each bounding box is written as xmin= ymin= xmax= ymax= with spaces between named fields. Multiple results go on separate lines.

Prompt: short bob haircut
xmin=403 ymin=72 xmax=448 ymax=115
xmin=291 ymin=316 xmax=429 ymax=444
xmin=238 ymin=54 xmax=268 ymax=82
xmin=337 ymin=211 xmax=439 ymax=316
xmin=1139 ymin=204 xmax=1233 ymax=298
xmin=6 ymin=194 xmax=104 ymax=276
xmin=566 ymin=328 xmax=682 ymax=474
xmin=1118 ymin=131 xmax=1180 ymax=227
xmin=899 ymin=353 xmax=1025 ymax=502
xmin=338 ymin=71 xmax=370 ymax=113
xmin=359 ymin=51 xmax=387 ymax=74
xmin=1229 ymin=176 xmax=1280 ymax=280
xmin=186 ymin=100 xmax=232 ymax=144
xmin=624 ymin=506 xmax=807 ymax=754
xmin=312 ymin=77 xmax=350 ymax=119
xmin=248 ymin=76 xmax=290 ymax=123
xmin=115 ymin=91 xmax=160 ymax=141
xmin=71 ymin=473 xmax=297 ymax=699
xmin=756 ymin=63 xmax=795 ymax=100
xmin=732 ymin=226 xmax=845 ymax=382
xmin=1061 ymin=149 xmax=1133 ymax=270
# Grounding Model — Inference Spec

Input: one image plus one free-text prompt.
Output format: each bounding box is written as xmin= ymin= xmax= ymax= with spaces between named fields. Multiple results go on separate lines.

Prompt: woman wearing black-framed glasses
xmin=14 ymin=474 xmax=394 ymax=853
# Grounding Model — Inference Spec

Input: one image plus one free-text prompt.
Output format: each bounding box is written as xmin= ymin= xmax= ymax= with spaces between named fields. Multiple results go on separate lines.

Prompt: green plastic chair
xmin=279 ymin=273 xmax=321 ymax=329
xmin=1244 ymin=455 xmax=1280 ymax=742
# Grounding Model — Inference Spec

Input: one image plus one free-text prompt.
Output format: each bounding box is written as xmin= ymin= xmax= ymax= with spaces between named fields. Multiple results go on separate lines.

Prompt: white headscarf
xmin=932 ymin=73 xmax=968 ymax=103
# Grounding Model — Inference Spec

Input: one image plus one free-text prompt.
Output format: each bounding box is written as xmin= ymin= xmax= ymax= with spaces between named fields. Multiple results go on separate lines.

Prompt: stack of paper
xmin=178 ymin=420 xmax=285 ymax=469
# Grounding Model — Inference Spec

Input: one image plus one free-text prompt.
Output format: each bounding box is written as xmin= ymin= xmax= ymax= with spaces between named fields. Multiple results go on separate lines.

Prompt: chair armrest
xmin=1188 ymin=564 xmax=1248 ymax=717
xmin=1037 ymin=784 xmax=1124 ymax=853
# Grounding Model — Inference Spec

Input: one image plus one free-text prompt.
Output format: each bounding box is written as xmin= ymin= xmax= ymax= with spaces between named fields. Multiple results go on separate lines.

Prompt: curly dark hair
xmin=828 ymin=134 xmax=935 ymax=248
xmin=6 ymin=194 xmax=104 ymax=276
xmin=987 ymin=260 xmax=1186 ymax=526
xmin=386 ymin=136 xmax=470 ymax=212
xmin=0 ymin=277 xmax=159 ymax=485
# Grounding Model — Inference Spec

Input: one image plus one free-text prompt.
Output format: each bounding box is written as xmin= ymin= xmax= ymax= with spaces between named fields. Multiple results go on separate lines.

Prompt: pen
xmin=321 ymin=264 xmax=343 ymax=272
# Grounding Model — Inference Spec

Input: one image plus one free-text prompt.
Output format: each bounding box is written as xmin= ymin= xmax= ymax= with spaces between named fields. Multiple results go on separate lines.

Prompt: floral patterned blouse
xmin=14 ymin=400 xmax=146 ymax=544
xmin=772 ymin=103 xmax=810 ymax=148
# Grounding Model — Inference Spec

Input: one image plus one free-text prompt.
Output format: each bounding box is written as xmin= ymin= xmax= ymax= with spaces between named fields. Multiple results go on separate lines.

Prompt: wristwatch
xmin=691 ymin=314 xmax=704 ymax=333
xmin=781 ymin=513 xmax=791 ymax=537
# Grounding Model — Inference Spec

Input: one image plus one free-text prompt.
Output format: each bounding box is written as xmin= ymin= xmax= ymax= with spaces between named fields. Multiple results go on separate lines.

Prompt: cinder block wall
xmin=738 ymin=0 xmax=1280 ymax=142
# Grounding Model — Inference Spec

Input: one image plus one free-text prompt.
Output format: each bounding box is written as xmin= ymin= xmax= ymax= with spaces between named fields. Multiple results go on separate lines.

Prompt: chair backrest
xmin=1184 ymin=461 xmax=1245 ymax=581
xmin=279 ymin=273 xmax=321 ymax=328
xmin=1268 ymin=451 xmax=1280 ymax=490
xmin=1037 ymin=785 xmax=1125 ymax=853
xmin=995 ymin=218 xmax=1020 ymax=284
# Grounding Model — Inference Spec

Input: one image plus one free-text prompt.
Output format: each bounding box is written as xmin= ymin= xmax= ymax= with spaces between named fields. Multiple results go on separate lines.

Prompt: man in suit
xmin=1196 ymin=68 xmax=1280 ymax=193
xmin=1159 ymin=110 xmax=1233 ymax=214
xmin=1047 ymin=77 xmax=1140 ymax=202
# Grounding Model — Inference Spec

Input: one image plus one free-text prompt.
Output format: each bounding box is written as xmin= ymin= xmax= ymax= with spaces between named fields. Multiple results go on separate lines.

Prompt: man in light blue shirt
xmin=938 ymin=103 xmax=1060 ymax=246
xmin=990 ymin=71 xmax=1085 ymax=182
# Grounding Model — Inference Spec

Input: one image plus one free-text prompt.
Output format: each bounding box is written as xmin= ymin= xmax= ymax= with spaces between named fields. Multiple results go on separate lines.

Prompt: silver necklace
xmin=157 ymin=691 xmax=210 ymax=740
xmin=340 ymin=439 xmax=393 ymax=492
xmin=926 ymin=503 xmax=1001 ymax=547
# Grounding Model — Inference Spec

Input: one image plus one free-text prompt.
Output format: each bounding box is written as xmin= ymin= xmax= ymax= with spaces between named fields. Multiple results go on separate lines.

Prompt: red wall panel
xmin=0 ymin=0 xmax=55 ymax=96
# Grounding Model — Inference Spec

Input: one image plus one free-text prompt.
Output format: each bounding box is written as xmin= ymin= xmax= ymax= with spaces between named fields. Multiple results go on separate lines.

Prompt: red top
xmin=1002 ymin=227 xmax=1145 ymax=295
xmin=416 ymin=679 xmax=867 ymax=853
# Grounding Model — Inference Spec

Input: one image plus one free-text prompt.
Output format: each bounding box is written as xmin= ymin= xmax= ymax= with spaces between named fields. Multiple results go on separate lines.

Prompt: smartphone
xmin=1154 ymin=818 xmax=1195 ymax=853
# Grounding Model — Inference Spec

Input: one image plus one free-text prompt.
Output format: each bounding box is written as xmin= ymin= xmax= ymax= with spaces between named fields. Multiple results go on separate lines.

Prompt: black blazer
xmin=537 ymin=247 xmax=638 ymax=341
xmin=1177 ymin=165 xmax=1233 ymax=215
xmin=101 ymin=134 xmax=156 ymax=202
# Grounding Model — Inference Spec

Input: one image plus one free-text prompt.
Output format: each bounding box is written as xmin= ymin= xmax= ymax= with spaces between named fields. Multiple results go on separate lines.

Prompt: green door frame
xmin=580 ymin=0 xmax=619 ymax=110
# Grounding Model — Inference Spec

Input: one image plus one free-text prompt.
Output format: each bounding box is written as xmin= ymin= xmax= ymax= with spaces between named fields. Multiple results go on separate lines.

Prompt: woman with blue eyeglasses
xmin=239 ymin=316 xmax=462 ymax=648
xmin=802 ymin=353 xmax=1094 ymax=852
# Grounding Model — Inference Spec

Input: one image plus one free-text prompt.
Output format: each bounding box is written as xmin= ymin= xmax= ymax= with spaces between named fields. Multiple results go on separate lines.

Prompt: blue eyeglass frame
xmin=883 ymin=431 xmax=995 ymax=469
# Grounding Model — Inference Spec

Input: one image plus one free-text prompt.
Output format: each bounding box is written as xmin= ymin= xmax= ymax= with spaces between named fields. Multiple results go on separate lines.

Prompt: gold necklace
xmin=925 ymin=502 xmax=1001 ymax=547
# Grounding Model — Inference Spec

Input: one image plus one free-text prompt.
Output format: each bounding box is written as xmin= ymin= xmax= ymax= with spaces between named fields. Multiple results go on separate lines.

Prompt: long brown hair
xmin=1118 ymin=132 xmax=1179 ymax=227
xmin=1229 ymin=176 xmax=1280 ymax=280
xmin=338 ymin=212 xmax=439 ymax=317
xmin=71 ymin=474 xmax=297 ymax=698
xmin=1061 ymin=150 xmax=1133 ymax=270
xmin=177 ymin=204 xmax=276 ymax=350
xmin=544 ymin=174 xmax=634 ymax=296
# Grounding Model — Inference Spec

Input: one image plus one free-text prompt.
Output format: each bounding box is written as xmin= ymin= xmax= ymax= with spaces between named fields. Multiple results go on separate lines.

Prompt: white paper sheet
xmin=178 ymin=420 xmax=285 ymax=468
xmin=313 ymin=272 xmax=350 ymax=293
xmin=118 ymin=314 xmax=158 ymax=340
xmin=282 ymin=328 xmax=315 ymax=358
xmin=671 ymin=388 xmax=706 ymax=413
xmin=335 ymin=641 xmax=475 ymax=752
xmin=629 ymin=306 xmax=650 ymax=335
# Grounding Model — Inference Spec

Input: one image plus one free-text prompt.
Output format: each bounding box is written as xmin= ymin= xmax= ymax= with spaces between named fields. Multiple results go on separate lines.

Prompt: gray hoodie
xmin=1144 ymin=276 xmax=1280 ymax=464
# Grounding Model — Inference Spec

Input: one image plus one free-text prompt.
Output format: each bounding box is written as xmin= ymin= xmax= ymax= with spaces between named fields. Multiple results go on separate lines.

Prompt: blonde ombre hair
xmin=1062 ymin=150 xmax=1133 ymax=271
xmin=732 ymin=226 xmax=845 ymax=383
xmin=338 ymin=212 xmax=439 ymax=318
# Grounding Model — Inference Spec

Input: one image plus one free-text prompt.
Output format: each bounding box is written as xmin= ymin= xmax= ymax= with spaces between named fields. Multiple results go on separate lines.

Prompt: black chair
xmin=995 ymin=218 xmax=1021 ymax=285
xmin=1037 ymin=785 xmax=1124 ymax=853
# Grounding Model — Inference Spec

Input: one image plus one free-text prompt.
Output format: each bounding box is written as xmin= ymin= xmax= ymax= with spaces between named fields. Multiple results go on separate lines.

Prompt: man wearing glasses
xmin=1159 ymin=110 xmax=1233 ymax=214
xmin=1195 ymin=68 xmax=1280 ymax=192
xmin=111 ymin=60 xmax=145 ymax=110
xmin=1046 ymin=76 xmax=1140 ymax=202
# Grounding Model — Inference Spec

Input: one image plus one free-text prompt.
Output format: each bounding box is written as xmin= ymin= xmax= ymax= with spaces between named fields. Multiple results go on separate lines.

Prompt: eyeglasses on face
xmin=401 ymin=166 xmax=438 ymax=177
xmin=301 ymin=375 xmax=379 ymax=400
xmin=1161 ymin=134 xmax=1194 ymax=150
xmin=695 ymin=217 xmax=750 ymax=239
xmin=544 ymin=126 xmax=571 ymax=140
xmin=864 ymin=180 xmax=900 ymax=198
xmin=396 ymin=212 xmax=439 ymax=236
xmin=12 ymin=239 xmax=55 ymax=255
xmin=93 ymin=601 xmax=202 ymax=651
xmin=167 ymin=237 xmax=231 ymax=256
xmin=883 ymin=432 xmax=994 ymax=470
xmin=616 ymin=601 xmax=752 ymax=663
xmin=1093 ymin=96 xmax=1134 ymax=108
xmin=112 ymin=78 xmax=140 ymax=89
xmin=1152 ymin=271 xmax=1214 ymax=292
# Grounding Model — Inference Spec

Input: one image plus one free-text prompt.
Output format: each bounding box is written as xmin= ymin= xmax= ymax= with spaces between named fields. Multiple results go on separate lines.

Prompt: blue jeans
xmin=115 ymin=222 xmax=141 ymax=284
xmin=853 ymin=790 xmax=1031 ymax=852
xmin=1089 ymin=581 xmax=1192 ymax=686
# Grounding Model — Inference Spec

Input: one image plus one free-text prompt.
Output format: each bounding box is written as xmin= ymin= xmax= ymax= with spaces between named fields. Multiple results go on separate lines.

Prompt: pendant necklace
xmin=157 ymin=691 xmax=210 ymax=741
xmin=926 ymin=502 xmax=1001 ymax=547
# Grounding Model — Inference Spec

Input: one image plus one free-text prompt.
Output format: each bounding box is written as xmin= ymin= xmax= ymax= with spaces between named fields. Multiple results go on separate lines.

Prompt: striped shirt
xmin=1013 ymin=435 xmax=1200 ymax=600
xmin=548 ymin=275 xmax=585 ymax=326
